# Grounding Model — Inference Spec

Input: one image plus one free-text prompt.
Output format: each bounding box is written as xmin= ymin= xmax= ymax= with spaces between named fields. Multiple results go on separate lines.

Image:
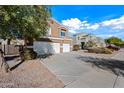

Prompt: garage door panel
xmin=63 ymin=44 xmax=70 ymax=52
xmin=33 ymin=42 xmax=60 ymax=55
xmin=51 ymin=43 xmax=60 ymax=53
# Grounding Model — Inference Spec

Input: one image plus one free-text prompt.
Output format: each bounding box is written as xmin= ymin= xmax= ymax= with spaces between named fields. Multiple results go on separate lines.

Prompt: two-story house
xmin=33 ymin=18 xmax=73 ymax=55
xmin=73 ymin=32 xmax=106 ymax=49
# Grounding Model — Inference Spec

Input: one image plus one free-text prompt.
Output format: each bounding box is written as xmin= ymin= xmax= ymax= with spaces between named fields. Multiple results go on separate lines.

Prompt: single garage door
xmin=63 ymin=44 xmax=70 ymax=52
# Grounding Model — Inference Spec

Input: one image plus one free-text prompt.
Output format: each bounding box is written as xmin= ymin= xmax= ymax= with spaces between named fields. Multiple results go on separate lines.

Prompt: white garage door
xmin=33 ymin=41 xmax=60 ymax=55
xmin=63 ymin=44 xmax=70 ymax=52
xmin=51 ymin=43 xmax=60 ymax=53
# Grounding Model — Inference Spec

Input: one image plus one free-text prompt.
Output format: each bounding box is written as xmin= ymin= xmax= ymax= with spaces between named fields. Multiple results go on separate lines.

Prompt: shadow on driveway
xmin=76 ymin=56 xmax=124 ymax=77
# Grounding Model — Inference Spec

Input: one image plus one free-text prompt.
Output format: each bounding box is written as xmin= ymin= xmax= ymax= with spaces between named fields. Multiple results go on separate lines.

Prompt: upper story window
xmin=61 ymin=31 xmax=65 ymax=37
xmin=59 ymin=27 xmax=67 ymax=37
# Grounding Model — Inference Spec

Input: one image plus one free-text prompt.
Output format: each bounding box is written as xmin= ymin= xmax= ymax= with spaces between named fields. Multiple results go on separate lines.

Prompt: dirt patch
xmin=0 ymin=59 xmax=64 ymax=88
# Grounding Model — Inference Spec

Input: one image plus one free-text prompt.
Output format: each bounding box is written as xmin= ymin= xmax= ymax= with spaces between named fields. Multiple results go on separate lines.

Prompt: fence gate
xmin=1 ymin=45 xmax=20 ymax=55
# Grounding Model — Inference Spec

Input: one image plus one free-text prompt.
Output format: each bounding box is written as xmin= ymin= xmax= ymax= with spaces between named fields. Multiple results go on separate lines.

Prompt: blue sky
xmin=51 ymin=5 xmax=124 ymax=40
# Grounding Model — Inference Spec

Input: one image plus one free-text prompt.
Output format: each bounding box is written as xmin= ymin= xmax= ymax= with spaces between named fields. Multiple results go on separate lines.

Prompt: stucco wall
xmin=73 ymin=33 xmax=106 ymax=47
xmin=48 ymin=19 xmax=68 ymax=38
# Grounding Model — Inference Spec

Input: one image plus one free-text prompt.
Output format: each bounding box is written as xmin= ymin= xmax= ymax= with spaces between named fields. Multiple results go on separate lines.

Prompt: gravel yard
xmin=77 ymin=50 xmax=118 ymax=59
xmin=0 ymin=58 xmax=64 ymax=88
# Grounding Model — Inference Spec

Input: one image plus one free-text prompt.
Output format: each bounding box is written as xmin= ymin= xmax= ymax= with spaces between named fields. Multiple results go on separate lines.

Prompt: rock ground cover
xmin=0 ymin=58 xmax=64 ymax=88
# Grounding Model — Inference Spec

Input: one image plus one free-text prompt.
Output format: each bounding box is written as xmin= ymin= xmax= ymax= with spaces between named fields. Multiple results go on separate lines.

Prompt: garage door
xmin=63 ymin=44 xmax=70 ymax=52
xmin=33 ymin=42 xmax=60 ymax=55
xmin=51 ymin=43 xmax=60 ymax=53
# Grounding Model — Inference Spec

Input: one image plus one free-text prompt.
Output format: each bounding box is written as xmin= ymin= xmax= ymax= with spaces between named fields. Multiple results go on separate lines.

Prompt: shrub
xmin=23 ymin=48 xmax=37 ymax=60
xmin=87 ymin=47 xmax=112 ymax=54
xmin=120 ymin=43 xmax=124 ymax=47
xmin=115 ymin=42 xmax=124 ymax=47
xmin=37 ymin=53 xmax=53 ymax=59
xmin=84 ymin=41 xmax=97 ymax=49
xmin=73 ymin=45 xmax=80 ymax=51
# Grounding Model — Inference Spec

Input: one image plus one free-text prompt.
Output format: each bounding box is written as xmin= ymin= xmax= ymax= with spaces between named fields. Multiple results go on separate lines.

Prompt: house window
xmin=61 ymin=32 xmax=65 ymax=37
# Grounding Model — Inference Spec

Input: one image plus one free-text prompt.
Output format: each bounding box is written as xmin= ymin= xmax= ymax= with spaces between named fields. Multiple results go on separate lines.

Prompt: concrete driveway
xmin=42 ymin=49 xmax=124 ymax=88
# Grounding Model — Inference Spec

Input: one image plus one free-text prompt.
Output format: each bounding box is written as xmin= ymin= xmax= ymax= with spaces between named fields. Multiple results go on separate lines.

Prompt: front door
xmin=81 ymin=42 xmax=85 ymax=49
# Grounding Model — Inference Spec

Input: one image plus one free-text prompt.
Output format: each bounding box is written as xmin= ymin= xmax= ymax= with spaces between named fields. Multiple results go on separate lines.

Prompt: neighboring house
xmin=33 ymin=18 xmax=73 ymax=55
xmin=73 ymin=32 xmax=106 ymax=49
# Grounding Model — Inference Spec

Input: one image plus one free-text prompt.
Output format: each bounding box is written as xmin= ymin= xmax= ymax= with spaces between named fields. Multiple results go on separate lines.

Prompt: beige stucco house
xmin=33 ymin=18 xmax=73 ymax=55
xmin=73 ymin=32 xmax=106 ymax=49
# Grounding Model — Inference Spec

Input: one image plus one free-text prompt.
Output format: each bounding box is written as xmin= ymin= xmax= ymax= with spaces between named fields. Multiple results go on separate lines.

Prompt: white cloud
xmin=82 ymin=20 xmax=87 ymax=23
xmin=68 ymin=29 xmax=76 ymax=34
xmin=87 ymin=23 xmax=100 ymax=30
xmin=101 ymin=15 xmax=124 ymax=29
xmin=61 ymin=15 xmax=124 ymax=34
xmin=62 ymin=18 xmax=81 ymax=30
xmin=62 ymin=18 xmax=99 ymax=33
xmin=96 ymin=34 xmax=114 ymax=39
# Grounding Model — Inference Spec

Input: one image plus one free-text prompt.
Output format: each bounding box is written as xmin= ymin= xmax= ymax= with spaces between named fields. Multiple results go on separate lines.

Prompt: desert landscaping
xmin=0 ymin=5 xmax=124 ymax=88
xmin=0 ymin=57 xmax=64 ymax=88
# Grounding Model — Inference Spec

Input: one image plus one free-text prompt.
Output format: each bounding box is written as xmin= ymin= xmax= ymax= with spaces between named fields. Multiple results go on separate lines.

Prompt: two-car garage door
xmin=33 ymin=42 xmax=60 ymax=54
xmin=33 ymin=41 xmax=70 ymax=55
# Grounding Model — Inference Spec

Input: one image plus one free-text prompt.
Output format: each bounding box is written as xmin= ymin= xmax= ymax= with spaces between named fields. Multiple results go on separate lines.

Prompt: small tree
xmin=0 ymin=5 xmax=51 ymax=45
xmin=105 ymin=37 xmax=124 ymax=47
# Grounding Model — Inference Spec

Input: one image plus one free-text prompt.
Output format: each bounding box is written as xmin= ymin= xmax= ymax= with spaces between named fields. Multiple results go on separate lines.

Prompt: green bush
xmin=114 ymin=42 xmax=124 ymax=47
xmin=120 ymin=43 xmax=124 ymax=47
xmin=87 ymin=47 xmax=112 ymax=54
xmin=23 ymin=48 xmax=37 ymax=60
xmin=73 ymin=45 xmax=80 ymax=51
xmin=84 ymin=41 xmax=97 ymax=49
xmin=105 ymin=37 xmax=124 ymax=47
